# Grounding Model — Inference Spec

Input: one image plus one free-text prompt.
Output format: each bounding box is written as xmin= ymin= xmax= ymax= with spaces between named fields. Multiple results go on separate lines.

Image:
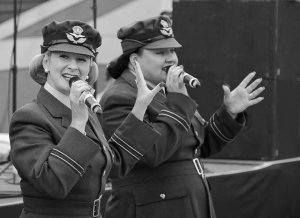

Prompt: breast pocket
xmin=133 ymin=183 xmax=194 ymax=218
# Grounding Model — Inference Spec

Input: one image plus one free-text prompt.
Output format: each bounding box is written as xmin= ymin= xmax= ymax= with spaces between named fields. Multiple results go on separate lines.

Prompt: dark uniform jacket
xmin=9 ymin=87 xmax=162 ymax=218
xmin=100 ymin=70 xmax=246 ymax=218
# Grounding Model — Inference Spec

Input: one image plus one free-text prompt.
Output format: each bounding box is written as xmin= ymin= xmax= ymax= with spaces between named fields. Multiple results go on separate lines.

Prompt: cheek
xmin=80 ymin=64 xmax=91 ymax=76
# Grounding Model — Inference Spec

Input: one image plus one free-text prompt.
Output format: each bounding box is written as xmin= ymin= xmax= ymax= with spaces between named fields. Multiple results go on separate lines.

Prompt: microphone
xmin=166 ymin=66 xmax=201 ymax=88
xmin=69 ymin=76 xmax=102 ymax=113
xmin=183 ymin=72 xmax=201 ymax=88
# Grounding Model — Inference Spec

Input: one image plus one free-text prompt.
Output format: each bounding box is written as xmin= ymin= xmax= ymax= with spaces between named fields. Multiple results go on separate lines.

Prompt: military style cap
xmin=41 ymin=20 xmax=101 ymax=57
xmin=118 ymin=15 xmax=181 ymax=54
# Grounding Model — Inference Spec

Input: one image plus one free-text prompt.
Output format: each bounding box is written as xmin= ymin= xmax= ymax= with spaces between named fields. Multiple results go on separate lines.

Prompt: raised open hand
xmin=133 ymin=59 xmax=164 ymax=106
xmin=223 ymin=72 xmax=265 ymax=119
xmin=131 ymin=58 xmax=164 ymax=120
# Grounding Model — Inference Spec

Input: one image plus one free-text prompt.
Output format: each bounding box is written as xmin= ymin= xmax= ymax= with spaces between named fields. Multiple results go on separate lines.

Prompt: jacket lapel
xmin=37 ymin=87 xmax=72 ymax=128
xmin=88 ymin=112 xmax=114 ymax=160
xmin=87 ymin=112 xmax=107 ymax=144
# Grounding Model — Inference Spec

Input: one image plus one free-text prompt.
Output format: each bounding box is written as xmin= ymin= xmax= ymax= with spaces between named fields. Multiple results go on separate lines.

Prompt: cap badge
xmin=66 ymin=26 xmax=87 ymax=44
xmin=160 ymin=19 xmax=173 ymax=37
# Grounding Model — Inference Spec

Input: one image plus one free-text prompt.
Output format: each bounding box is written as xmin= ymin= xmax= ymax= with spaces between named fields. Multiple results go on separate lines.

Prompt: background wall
xmin=173 ymin=0 xmax=300 ymax=160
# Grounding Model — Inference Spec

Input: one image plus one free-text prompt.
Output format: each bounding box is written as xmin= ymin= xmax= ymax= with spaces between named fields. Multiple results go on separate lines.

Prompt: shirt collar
xmin=44 ymin=82 xmax=71 ymax=108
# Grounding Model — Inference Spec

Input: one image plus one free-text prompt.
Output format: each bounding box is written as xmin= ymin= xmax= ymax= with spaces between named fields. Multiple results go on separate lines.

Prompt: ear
xmin=42 ymin=53 xmax=50 ymax=72
xmin=129 ymin=53 xmax=138 ymax=65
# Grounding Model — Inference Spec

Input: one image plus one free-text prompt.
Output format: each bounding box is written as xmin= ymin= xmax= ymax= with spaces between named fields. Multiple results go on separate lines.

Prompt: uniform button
xmin=195 ymin=131 xmax=199 ymax=137
xmin=160 ymin=194 xmax=166 ymax=199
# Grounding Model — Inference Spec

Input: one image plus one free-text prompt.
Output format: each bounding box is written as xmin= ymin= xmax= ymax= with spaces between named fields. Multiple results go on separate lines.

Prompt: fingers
xmin=246 ymin=77 xmax=263 ymax=93
xmin=70 ymin=80 xmax=93 ymax=102
xmin=167 ymin=65 xmax=185 ymax=84
xmin=239 ymin=71 xmax=256 ymax=88
xmin=152 ymin=82 xmax=166 ymax=96
xmin=132 ymin=59 xmax=147 ymax=88
xmin=72 ymin=80 xmax=92 ymax=92
xmin=249 ymin=86 xmax=265 ymax=100
xmin=249 ymin=96 xmax=264 ymax=106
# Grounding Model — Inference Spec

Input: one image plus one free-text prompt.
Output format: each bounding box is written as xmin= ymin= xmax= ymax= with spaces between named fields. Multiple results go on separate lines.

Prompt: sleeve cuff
xmin=109 ymin=113 xmax=160 ymax=160
xmin=209 ymin=105 xmax=246 ymax=142
xmin=50 ymin=127 xmax=99 ymax=176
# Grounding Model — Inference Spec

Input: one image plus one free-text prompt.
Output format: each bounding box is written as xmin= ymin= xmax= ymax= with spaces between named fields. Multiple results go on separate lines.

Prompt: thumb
xmin=152 ymin=82 xmax=166 ymax=96
xmin=222 ymin=84 xmax=231 ymax=99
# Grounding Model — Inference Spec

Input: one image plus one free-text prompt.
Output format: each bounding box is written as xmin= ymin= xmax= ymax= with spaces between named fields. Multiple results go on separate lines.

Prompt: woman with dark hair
xmin=100 ymin=15 xmax=265 ymax=218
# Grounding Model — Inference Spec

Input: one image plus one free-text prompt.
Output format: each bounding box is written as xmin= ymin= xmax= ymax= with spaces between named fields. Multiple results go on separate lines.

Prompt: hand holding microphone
xmin=166 ymin=65 xmax=201 ymax=88
xmin=69 ymin=76 xmax=102 ymax=113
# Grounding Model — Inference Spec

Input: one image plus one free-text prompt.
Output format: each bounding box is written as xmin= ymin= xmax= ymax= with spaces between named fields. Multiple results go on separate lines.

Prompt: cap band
xmin=121 ymin=35 xmax=173 ymax=53
xmin=41 ymin=39 xmax=96 ymax=55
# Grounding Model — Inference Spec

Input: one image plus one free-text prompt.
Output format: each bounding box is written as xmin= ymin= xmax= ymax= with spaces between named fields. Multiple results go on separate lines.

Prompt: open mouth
xmin=162 ymin=66 xmax=172 ymax=73
xmin=63 ymin=74 xmax=77 ymax=80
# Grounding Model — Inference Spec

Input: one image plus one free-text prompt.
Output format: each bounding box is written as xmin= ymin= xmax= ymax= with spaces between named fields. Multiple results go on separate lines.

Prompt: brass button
xmin=160 ymin=194 xmax=166 ymax=199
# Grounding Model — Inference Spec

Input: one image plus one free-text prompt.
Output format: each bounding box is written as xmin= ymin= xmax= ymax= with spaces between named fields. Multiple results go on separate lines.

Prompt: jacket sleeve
xmin=9 ymin=104 xmax=100 ymax=199
xmin=199 ymin=105 xmax=247 ymax=157
xmin=106 ymin=112 xmax=161 ymax=178
xmin=101 ymin=89 xmax=197 ymax=168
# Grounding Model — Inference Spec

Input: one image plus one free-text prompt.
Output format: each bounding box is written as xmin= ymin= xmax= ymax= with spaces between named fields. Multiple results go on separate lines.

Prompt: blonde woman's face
xmin=137 ymin=48 xmax=178 ymax=85
xmin=43 ymin=51 xmax=91 ymax=95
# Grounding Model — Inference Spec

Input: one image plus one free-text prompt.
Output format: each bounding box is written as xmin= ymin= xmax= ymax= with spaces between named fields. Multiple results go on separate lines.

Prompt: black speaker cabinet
xmin=173 ymin=0 xmax=300 ymax=160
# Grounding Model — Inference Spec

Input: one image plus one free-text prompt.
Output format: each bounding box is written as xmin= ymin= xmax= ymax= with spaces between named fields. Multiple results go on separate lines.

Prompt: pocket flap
xmin=133 ymin=185 xmax=187 ymax=206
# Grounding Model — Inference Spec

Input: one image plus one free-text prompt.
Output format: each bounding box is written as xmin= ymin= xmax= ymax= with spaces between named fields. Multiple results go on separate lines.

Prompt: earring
xmin=44 ymin=68 xmax=49 ymax=73
xmin=86 ymin=75 xmax=89 ymax=81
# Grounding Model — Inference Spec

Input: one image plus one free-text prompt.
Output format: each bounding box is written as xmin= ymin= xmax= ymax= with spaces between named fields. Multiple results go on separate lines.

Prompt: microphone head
xmin=69 ymin=76 xmax=79 ymax=87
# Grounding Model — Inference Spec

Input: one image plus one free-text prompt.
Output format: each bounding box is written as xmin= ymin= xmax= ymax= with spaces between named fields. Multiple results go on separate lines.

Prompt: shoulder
xmin=10 ymin=101 xmax=46 ymax=125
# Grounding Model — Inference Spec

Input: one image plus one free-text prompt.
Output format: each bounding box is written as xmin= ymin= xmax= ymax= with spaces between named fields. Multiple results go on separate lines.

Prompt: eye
xmin=170 ymin=48 xmax=176 ymax=53
xmin=76 ymin=58 xmax=85 ymax=62
xmin=59 ymin=54 xmax=69 ymax=59
xmin=154 ymin=49 xmax=165 ymax=55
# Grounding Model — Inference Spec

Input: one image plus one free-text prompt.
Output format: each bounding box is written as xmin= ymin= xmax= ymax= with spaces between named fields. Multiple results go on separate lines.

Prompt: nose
xmin=165 ymin=51 xmax=178 ymax=65
xmin=67 ymin=58 xmax=79 ymax=71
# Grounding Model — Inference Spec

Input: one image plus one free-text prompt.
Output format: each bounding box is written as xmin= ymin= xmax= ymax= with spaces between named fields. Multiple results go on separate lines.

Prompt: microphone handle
xmin=84 ymin=93 xmax=102 ymax=113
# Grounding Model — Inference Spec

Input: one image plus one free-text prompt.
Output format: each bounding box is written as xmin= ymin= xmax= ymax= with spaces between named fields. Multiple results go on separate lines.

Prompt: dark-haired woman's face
xmin=137 ymin=48 xmax=178 ymax=85
xmin=43 ymin=51 xmax=91 ymax=95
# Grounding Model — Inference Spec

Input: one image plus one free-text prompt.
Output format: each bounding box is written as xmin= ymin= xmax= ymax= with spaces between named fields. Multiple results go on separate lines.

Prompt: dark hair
xmin=106 ymin=49 xmax=141 ymax=79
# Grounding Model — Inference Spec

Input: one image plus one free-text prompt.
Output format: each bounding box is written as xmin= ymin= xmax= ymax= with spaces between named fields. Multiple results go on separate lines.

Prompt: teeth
xmin=63 ymin=74 xmax=75 ymax=79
